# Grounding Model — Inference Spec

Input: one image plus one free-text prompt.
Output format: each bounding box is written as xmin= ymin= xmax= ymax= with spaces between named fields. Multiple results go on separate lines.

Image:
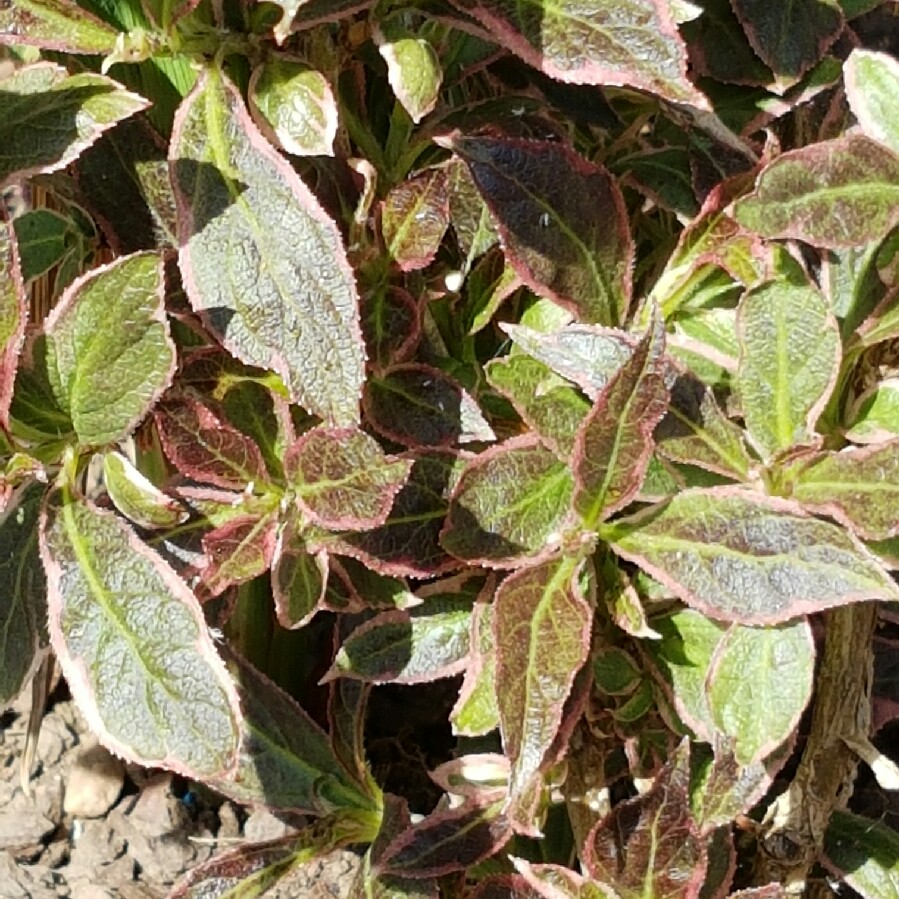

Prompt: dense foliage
xmin=2 ymin=0 xmax=899 ymax=896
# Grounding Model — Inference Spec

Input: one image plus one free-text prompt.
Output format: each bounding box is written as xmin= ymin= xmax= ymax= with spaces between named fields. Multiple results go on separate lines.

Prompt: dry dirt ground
xmin=0 ymin=684 xmax=362 ymax=899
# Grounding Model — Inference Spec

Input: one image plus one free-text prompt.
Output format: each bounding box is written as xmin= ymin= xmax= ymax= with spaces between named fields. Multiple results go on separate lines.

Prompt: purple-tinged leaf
xmin=376 ymin=30 xmax=443 ymax=124
xmin=706 ymin=621 xmax=814 ymax=766
xmin=0 ymin=482 xmax=47 ymax=707
xmin=171 ymin=67 xmax=365 ymax=426
xmin=43 ymin=252 xmax=175 ymax=447
xmin=442 ymin=134 xmax=632 ymax=325
xmin=364 ymin=364 xmax=494 ymax=449
xmin=486 ymin=355 xmax=591 ymax=459
xmin=513 ymin=858 xmax=618 ymax=898
xmin=789 ymin=442 xmax=899 ymax=540
xmin=494 ymin=558 xmax=592 ymax=800
xmin=0 ymin=220 xmax=26 ymax=431
xmin=736 ymin=278 xmax=840 ymax=461
xmin=286 ymin=426 xmax=412 ymax=532
xmin=327 ymin=453 xmax=460 ymax=578
xmin=733 ymin=135 xmax=899 ymax=249
xmin=381 ymin=169 xmax=450 ymax=272
xmin=0 ymin=0 xmax=116 ymax=54
xmin=362 ymin=285 xmax=421 ymax=369
xmin=468 ymin=874 xmax=543 ymax=898
xmin=823 ymin=810 xmax=899 ymax=899
xmin=447 ymin=159 xmax=499 ymax=264
xmin=845 ymin=49 xmax=899 ymax=155
xmin=324 ymin=596 xmax=472 ymax=685
xmin=429 ymin=753 xmax=508 ymax=802
xmin=699 ymin=827 xmax=736 ymax=899
xmin=101 ymin=450 xmax=187 ymax=531
xmin=273 ymin=522 xmax=328 ymax=630
xmin=467 ymin=256 xmax=523 ymax=335
xmin=201 ymin=511 xmax=279 ymax=597
xmin=208 ymin=647 xmax=375 ymax=814
xmin=447 ymin=0 xmax=706 ymax=106
xmin=40 ymin=490 xmax=241 ymax=778
xmin=585 ymin=744 xmax=706 ymax=899
xmin=155 ymin=393 xmax=269 ymax=491
xmin=0 ymin=64 xmax=147 ymax=184
xmin=451 ymin=599 xmax=500 ymax=736
xmin=606 ymin=487 xmax=899 ymax=625
xmin=330 ymin=556 xmax=419 ymax=613
xmin=290 ymin=0 xmax=374 ymax=31
xmin=730 ymin=0 xmax=843 ymax=84
xmin=328 ymin=674 xmax=371 ymax=790
xmin=377 ymin=800 xmax=511 ymax=878
xmin=441 ymin=435 xmax=575 ymax=567
xmin=573 ymin=315 xmax=669 ymax=526
xmin=249 ymin=61 xmax=338 ymax=157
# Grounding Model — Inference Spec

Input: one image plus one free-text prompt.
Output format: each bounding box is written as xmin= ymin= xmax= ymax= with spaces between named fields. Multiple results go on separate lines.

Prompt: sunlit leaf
xmin=377 ymin=30 xmax=443 ymax=124
xmin=201 ymin=511 xmax=279 ymax=596
xmin=607 ymin=487 xmax=899 ymax=624
xmin=0 ymin=220 xmax=26 ymax=432
xmin=823 ymin=810 xmax=899 ymax=899
xmin=171 ymin=66 xmax=365 ymax=425
xmin=451 ymin=600 xmax=500 ymax=736
xmin=273 ymin=521 xmax=328 ymax=630
xmin=381 ymin=169 xmax=450 ymax=272
xmin=844 ymin=49 xmax=899 ymax=155
xmin=102 ymin=450 xmax=187 ymax=530
xmin=0 ymin=0 xmax=117 ymax=54
xmin=846 ymin=380 xmax=899 ymax=444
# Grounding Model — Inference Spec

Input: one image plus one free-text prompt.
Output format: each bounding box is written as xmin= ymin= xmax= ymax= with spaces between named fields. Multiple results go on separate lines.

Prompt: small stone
xmin=217 ymin=801 xmax=241 ymax=840
xmin=63 ymin=742 xmax=125 ymax=818
xmin=243 ymin=809 xmax=292 ymax=843
xmin=0 ymin=805 xmax=56 ymax=850
xmin=71 ymin=886 xmax=115 ymax=899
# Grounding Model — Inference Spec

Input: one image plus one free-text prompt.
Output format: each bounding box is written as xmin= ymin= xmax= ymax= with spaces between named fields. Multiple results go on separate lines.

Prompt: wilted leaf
xmin=736 ymin=276 xmax=840 ymax=460
xmin=43 ymin=252 xmax=175 ymax=447
xmin=40 ymin=490 xmax=241 ymax=778
xmin=443 ymin=135 xmax=633 ymax=325
xmin=381 ymin=170 xmax=450 ymax=272
xmin=844 ymin=49 xmax=899 ymax=155
xmin=494 ymin=558 xmax=592 ymax=799
xmin=377 ymin=31 xmax=443 ymax=124
xmin=733 ymin=135 xmax=899 ymax=248
xmin=102 ymin=450 xmax=187 ymax=530
xmin=0 ymin=0 xmax=117 ymax=54
xmin=0 ymin=221 xmax=26 ymax=431
xmin=0 ymin=63 xmax=148 ymax=184
xmin=823 ymin=810 xmax=899 ymax=899
xmin=171 ymin=66 xmax=365 ymax=425
xmin=607 ymin=487 xmax=899 ymax=624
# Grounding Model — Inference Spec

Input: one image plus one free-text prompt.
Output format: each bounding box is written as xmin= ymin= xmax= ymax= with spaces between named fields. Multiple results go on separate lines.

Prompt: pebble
xmin=243 ymin=808 xmax=292 ymax=843
xmin=63 ymin=743 xmax=126 ymax=819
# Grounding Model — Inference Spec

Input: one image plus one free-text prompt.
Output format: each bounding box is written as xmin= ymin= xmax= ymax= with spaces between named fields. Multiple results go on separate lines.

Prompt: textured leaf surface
xmin=451 ymin=600 xmax=500 ymax=736
xmin=845 ymin=49 xmax=899 ymax=155
xmin=441 ymin=436 xmax=574 ymax=567
xmin=272 ymin=524 xmax=328 ymax=629
xmin=733 ymin=135 xmax=899 ymax=248
xmin=0 ymin=221 xmax=26 ymax=431
xmin=287 ymin=427 xmax=412 ymax=531
xmin=102 ymin=451 xmax=187 ymax=530
xmin=0 ymin=0 xmax=116 ymax=53
xmin=361 ymin=285 xmax=420 ymax=369
xmin=0 ymin=63 xmax=147 ymax=184
xmin=846 ymin=380 xmax=899 ymax=444
xmin=381 ymin=170 xmax=450 ymax=272
xmin=378 ymin=34 xmax=443 ymax=124
xmin=40 ymin=491 xmax=241 ymax=778
xmin=573 ymin=316 xmax=669 ymax=526
xmin=445 ymin=135 xmax=632 ymax=325
xmin=171 ymin=67 xmax=365 ymax=425
xmin=494 ymin=558 xmax=592 ymax=798
xmin=607 ymin=487 xmax=899 ymax=624
xmin=201 ymin=512 xmax=279 ymax=596
xmin=823 ymin=810 xmax=899 ymax=899
xmin=736 ymin=278 xmax=840 ymax=460
xmin=706 ymin=621 xmax=814 ymax=765
xmin=12 ymin=208 xmax=72 ymax=283
xmin=449 ymin=0 xmax=705 ymax=105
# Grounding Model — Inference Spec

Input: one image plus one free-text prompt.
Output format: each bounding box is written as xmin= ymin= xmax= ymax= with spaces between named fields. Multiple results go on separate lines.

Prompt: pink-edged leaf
xmin=364 ymin=363 xmax=494 ymax=449
xmin=512 ymin=858 xmax=617 ymax=898
xmin=377 ymin=800 xmax=511 ymax=879
xmin=324 ymin=596 xmax=472 ymax=685
xmin=0 ymin=220 xmax=26 ymax=431
xmin=272 ymin=521 xmax=329 ymax=629
xmin=362 ymin=285 xmax=421 ymax=369
xmin=0 ymin=64 xmax=147 ymax=183
xmin=328 ymin=555 xmax=418 ymax=613
xmin=700 ymin=827 xmax=736 ymax=899
xmin=789 ymin=441 xmax=899 ymax=540
xmin=43 ymin=251 xmax=175 ymax=447
xmin=154 ymin=393 xmax=269 ymax=491
xmin=447 ymin=0 xmax=706 ymax=106
xmin=733 ymin=135 xmax=899 ymax=249
xmin=494 ymin=557 xmax=592 ymax=800
xmin=441 ymin=435 xmax=575 ymax=567
xmin=286 ymin=426 xmax=412 ymax=531
xmin=845 ymin=49 xmax=899 ymax=156
xmin=40 ymin=489 xmax=241 ymax=779
xmin=290 ymin=0 xmax=374 ymax=31
xmin=468 ymin=874 xmax=543 ymax=898
xmin=0 ymin=0 xmax=116 ymax=54
xmin=447 ymin=158 xmax=500 ymax=265
xmin=171 ymin=66 xmax=365 ymax=426
xmin=326 ymin=453 xmax=460 ymax=578
xmin=442 ymin=134 xmax=632 ymax=325
xmin=606 ymin=487 xmax=899 ymax=625
xmin=328 ymin=674 xmax=371 ymax=790
xmin=573 ymin=314 xmax=670 ymax=526
xmin=376 ymin=30 xmax=443 ymax=124
xmin=200 ymin=511 xmax=279 ymax=597
xmin=429 ymin=753 xmax=509 ymax=802
xmin=451 ymin=599 xmax=500 ymax=736
xmin=823 ymin=810 xmax=899 ymax=899
xmin=381 ymin=169 xmax=450 ymax=271
xmin=730 ymin=0 xmax=844 ymax=83
xmin=706 ymin=621 xmax=814 ymax=766
xmin=101 ymin=450 xmax=187 ymax=531
xmin=585 ymin=744 xmax=707 ymax=899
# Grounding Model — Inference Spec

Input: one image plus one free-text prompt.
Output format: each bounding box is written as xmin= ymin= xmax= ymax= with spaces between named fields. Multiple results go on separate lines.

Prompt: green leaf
xmin=0 ymin=220 xmax=26 ymax=431
xmin=734 ymin=135 xmax=899 ymax=248
xmin=0 ymin=482 xmax=48 ymax=707
xmin=706 ymin=621 xmax=814 ymax=765
xmin=40 ymin=489 xmax=241 ymax=778
xmin=441 ymin=436 xmax=575 ymax=567
xmin=449 ymin=0 xmax=707 ymax=106
xmin=494 ymin=558 xmax=592 ymax=799
xmin=844 ymin=49 xmax=899 ymax=156
xmin=607 ymin=487 xmax=899 ymax=624
xmin=171 ymin=66 xmax=365 ymax=426
xmin=377 ymin=31 xmax=443 ymax=124
xmin=0 ymin=63 xmax=147 ymax=184
xmin=12 ymin=208 xmax=76 ymax=282
xmin=846 ymin=380 xmax=899 ymax=443
xmin=0 ymin=0 xmax=117 ymax=54
xmin=451 ymin=600 xmax=500 ymax=736
xmin=442 ymin=134 xmax=633 ymax=325
xmin=736 ymin=277 xmax=840 ymax=461
xmin=248 ymin=61 xmax=338 ymax=157
xmin=824 ymin=810 xmax=899 ymax=899
xmin=273 ymin=522 xmax=328 ymax=629
xmin=287 ymin=426 xmax=412 ymax=531
xmin=43 ymin=252 xmax=175 ymax=447
xmin=102 ymin=450 xmax=187 ymax=530
xmin=789 ymin=442 xmax=899 ymax=540
xmin=573 ymin=314 xmax=670 ymax=526
xmin=381 ymin=169 xmax=450 ymax=272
